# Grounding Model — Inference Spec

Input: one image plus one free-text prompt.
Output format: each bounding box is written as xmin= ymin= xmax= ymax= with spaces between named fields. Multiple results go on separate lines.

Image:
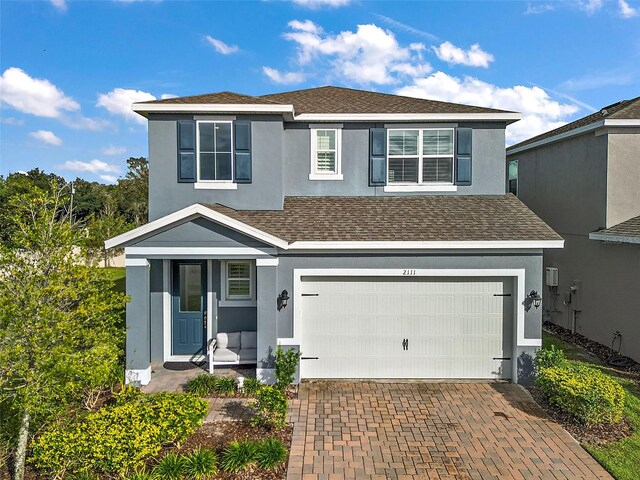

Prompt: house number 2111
xmin=402 ymin=269 xmax=416 ymax=276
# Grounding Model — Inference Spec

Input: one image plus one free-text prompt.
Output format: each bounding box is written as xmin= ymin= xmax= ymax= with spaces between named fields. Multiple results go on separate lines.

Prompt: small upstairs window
xmin=508 ymin=159 xmax=518 ymax=196
xmin=310 ymin=128 xmax=342 ymax=180
xmin=388 ymin=128 xmax=454 ymax=185
xmin=197 ymin=121 xmax=233 ymax=182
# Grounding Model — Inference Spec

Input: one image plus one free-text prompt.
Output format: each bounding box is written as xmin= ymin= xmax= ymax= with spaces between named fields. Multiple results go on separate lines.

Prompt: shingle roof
xmin=508 ymin=96 xmax=640 ymax=151
xmin=138 ymin=91 xmax=282 ymax=105
xmin=205 ymin=195 xmax=561 ymax=243
xmin=138 ymin=86 xmax=516 ymax=115
xmin=258 ymin=86 xmax=514 ymax=115
xmin=591 ymin=215 xmax=640 ymax=243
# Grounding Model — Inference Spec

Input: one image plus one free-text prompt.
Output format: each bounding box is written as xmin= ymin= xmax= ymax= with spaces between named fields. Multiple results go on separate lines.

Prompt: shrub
xmin=243 ymin=377 xmax=263 ymax=396
xmin=220 ymin=440 xmax=258 ymax=473
xmin=535 ymin=345 xmax=566 ymax=370
xmin=537 ymin=362 xmax=625 ymax=425
xmin=124 ymin=468 xmax=155 ymax=480
xmin=31 ymin=392 xmax=208 ymax=477
xmin=152 ymin=452 xmax=184 ymax=480
xmin=214 ymin=376 xmax=237 ymax=396
xmin=256 ymin=438 xmax=287 ymax=471
xmin=274 ymin=345 xmax=301 ymax=390
xmin=250 ymin=385 xmax=288 ymax=430
xmin=185 ymin=373 xmax=220 ymax=396
xmin=183 ymin=447 xmax=218 ymax=479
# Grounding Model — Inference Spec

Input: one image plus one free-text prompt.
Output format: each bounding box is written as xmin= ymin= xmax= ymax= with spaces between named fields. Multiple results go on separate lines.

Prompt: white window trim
xmin=387 ymin=128 xmax=455 ymax=187
xmin=219 ymin=260 xmax=256 ymax=307
xmin=309 ymin=128 xmax=343 ymax=181
xmin=196 ymin=120 xmax=234 ymax=185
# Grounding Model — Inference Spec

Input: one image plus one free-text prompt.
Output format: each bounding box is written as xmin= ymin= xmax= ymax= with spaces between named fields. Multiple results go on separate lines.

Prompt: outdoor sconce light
xmin=524 ymin=290 xmax=542 ymax=312
xmin=277 ymin=290 xmax=289 ymax=311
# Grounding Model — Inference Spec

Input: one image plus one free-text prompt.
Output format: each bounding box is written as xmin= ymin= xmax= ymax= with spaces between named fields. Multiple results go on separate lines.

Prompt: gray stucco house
xmin=106 ymin=86 xmax=562 ymax=386
xmin=506 ymin=96 xmax=640 ymax=362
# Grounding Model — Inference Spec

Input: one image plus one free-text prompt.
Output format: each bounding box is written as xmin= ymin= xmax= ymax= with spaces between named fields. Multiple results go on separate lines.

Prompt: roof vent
xmin=601 ymin=108 xmax=608 ymax=116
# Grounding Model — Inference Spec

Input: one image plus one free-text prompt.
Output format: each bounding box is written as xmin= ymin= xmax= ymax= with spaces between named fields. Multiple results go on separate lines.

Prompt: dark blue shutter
xmin=177 ymin=120 xmax=196 ymax=183
xmin=455 ymin=128 xmax=472 ymax=186
xmin=369 ymin=128 xmax=387 ymax=186
xmin=233 ymin=121 xmax=252 ymax=184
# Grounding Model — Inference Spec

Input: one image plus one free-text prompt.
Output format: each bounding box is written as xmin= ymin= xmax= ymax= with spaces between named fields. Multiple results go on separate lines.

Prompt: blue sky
xmin=1 ymin=0 xmax=639 ymax=183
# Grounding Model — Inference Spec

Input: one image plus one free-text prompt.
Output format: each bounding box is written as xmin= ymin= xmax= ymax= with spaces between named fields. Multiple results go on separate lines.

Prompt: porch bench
xmin=208 ymin=331 xmax=257 ymax=373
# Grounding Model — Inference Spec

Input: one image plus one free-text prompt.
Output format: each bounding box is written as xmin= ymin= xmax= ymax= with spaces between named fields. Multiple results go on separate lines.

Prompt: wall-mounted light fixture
xmin=277 ymin=290 xmax=289 ymax=311
xmin=524 ymin=290 xmax=542 ymax=312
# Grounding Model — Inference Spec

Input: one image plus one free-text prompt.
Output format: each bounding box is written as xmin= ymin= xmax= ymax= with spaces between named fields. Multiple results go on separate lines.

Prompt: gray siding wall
xmin=147 ymin=115 xmax=508 ymax=220
xmin=148 ymin=114 xmax=285 ymax=220
xmin=607 ymin=130 xmax=640 ymax=227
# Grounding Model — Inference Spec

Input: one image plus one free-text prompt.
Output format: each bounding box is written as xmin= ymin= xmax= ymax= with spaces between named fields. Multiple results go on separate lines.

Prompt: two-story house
xmin=106 ymin=86 xmax=563 ymax=386
xmin=506 ymin=97 xmax=640 ymax=363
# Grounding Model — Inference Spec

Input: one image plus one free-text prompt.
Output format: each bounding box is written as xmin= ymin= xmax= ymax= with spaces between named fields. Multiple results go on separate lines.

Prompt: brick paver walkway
xmin=286 ymin=382 xmax=611 ymax=480
xmin=205 ymin=397 xmax=253 ymax=422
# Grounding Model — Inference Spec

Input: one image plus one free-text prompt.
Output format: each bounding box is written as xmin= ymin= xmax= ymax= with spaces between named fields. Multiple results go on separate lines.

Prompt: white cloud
xmin=60 ymin=115 xmax=111 ymax=131
xmin=160 ymin=93 xmax=178 ymax=99
xmin=102 ymin=145 xmax=127 ymax=156
xmin=99 ymin=175 xmax=118 ymax=183
xmin=96 ymin=88 xmax=155 ymax=124
xmin=262 ymin=67 xmax=306 ymax=85
xmin=432 ymin=41 xmax=494 ymax=68
xmin=560 ymin=69 xmax=635 ymax=91
xmin=524 ymin=3 xmax=555 ymax=14
xmin=579 ymin=0 xmax=603 ymax=14
xmin=57 ymin=159 xmax=121 ymax=174
xmin=291 ymin=0 xmax=351 ymax=9
xmin=204 ymin=36 xmax=239 ymax=55
xmin=283 ymin=20 xmax=431 ymax=85
xmin=396 ymin=72 xmax=579 ymax=144
xmin=29 ymin=130 xmax=63 ymax=146
xmin=50 ymin=0 xmax=67 ymax=11
xmin=618 ymin=0 xmax=639 ymax=17
xmin=374 ymin=14 xmax=439 ymax=41
xmin=0 ymin=67 xmax=79 ymax=118
xmin=1 ymin=117 xmax=25 ymax=126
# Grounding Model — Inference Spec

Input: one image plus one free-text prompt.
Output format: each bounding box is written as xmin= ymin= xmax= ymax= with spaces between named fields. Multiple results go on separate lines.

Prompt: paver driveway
xmin=287 ymin=382 xmax=611 ymax=480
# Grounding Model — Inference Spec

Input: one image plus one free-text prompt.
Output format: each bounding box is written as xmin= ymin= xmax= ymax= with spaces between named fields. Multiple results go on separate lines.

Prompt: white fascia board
xmin=603 ymin=119 xmax=640 ymax=127
xmin=287 ymin=240 xmax=564 ymax=250
xmin=295 ymin=112 xmax=522 ymax=123
xmin=589 ymin=232 xmax=640 ymax=244
xmin=132 ymin=103 xmax=295 ymax=115
xmin=105 ymin=203 xmax=288 ymax=250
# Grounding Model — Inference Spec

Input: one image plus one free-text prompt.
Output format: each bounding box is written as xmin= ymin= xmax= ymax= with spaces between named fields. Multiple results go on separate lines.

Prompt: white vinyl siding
xmin=388 ymin=128 xmax=454 ymax=185
xmin=299 ymin=277 xmax=512 ymax=379
xmin=310 ymin=128 xmax=342 ymax=180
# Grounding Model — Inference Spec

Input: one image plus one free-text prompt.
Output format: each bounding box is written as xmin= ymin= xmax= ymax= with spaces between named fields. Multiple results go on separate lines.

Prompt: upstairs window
xmin=197 ymin=121 xmax=232 ymax=181
xmin=310 ymin=128 xmax=342 ymax=180
xmin=508 ymin=159 xmax=518 ymax=195
xmin=388 ymin=128 xmax=454 ymax=184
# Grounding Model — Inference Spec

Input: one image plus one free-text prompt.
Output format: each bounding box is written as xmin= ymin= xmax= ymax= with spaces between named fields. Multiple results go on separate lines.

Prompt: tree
xmin=116 ymin=157 xmax=148 ymax=225
xmin=82 ymin=198 xmax=132 ymax=266
xmin=0 ymin=184 xmax=126 ymax=480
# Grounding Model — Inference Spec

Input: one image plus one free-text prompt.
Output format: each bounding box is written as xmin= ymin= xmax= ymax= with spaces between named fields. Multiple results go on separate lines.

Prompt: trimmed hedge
xmin=537 ymin=362 xmax=625 ymax=425
xmin=31 ymin=390 xmax=208 ymax=477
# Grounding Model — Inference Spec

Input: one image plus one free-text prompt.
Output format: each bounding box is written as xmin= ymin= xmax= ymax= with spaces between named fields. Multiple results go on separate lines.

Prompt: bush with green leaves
xmin=243 ymin=377 xmax=263 ymax=396
xmin=256 ymin=438 xmax=287 ymax=471
xmin=250 ymin=385 xmax=288 ymax=430
xmin=535 ymin=345 xmax=566 ymax=370
xmin=275 ymin=345 xmax=301 ymax=390
xmin=537 ymin=362 xmax=625 ymax=425
xmin=183 ymin=447 xmax=218 ymax=479
xmin=214 ymin=376 xmax=237 ymax=396
xmin=220 ymin=440 xmax=259 ymax=473
xmin=31 ymin=391 xmax=208 ymax=477
xmin=152 ymin=452 xmax=184 ymax=480
xmin=185 ymin=374 xmax=237 ymax=396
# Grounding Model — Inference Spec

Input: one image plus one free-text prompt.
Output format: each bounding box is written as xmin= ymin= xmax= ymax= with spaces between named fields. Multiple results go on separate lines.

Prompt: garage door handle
xmin=301 ymin=356 xmax=319 ymax=360
xmin=402 ymin=338 xmax=408 ymax=351
xmin=493 ymin=357 xmax=511 ymax=360
xmin=493 ymin=294 xmax=512 ymax=297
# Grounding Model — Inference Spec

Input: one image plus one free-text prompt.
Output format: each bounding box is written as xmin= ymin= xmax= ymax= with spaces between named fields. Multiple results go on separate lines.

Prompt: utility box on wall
xmin=546 ymin=267 xmax=559 ymax=287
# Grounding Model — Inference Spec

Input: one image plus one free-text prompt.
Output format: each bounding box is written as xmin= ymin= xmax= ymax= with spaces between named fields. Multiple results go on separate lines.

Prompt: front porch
xmin=142 ymin=362 xmax=257 ymax=393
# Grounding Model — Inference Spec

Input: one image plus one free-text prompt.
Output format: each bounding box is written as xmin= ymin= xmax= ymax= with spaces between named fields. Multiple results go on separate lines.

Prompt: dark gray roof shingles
xmin=593 ymin=215 xmax=640 ymax=240
xmin=204 ymin=195 xmax=562 ymax=243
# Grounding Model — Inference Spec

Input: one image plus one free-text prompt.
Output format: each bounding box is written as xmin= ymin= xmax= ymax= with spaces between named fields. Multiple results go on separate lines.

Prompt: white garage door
xmin=299 ymin=276 xmax=513 ymax=379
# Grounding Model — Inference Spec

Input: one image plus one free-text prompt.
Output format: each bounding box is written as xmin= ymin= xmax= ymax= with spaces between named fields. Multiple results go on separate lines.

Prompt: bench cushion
xmin=241 ymin=331 xmax=257 ymax=349
xmin=217 ymin=332 xmax=240 ymax=349
xmin=213 ymin=347 xmax=239 ymax=363
xmin=238 ymin=348 xmax=257 ymax=362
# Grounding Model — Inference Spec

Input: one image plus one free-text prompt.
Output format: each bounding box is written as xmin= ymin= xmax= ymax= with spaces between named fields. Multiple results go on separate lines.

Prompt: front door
xmin=172 ymin=261 xmax=207 ymax=356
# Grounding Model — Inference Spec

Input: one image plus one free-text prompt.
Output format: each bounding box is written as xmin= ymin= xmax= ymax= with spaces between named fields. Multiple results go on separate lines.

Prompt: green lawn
xmin=103 ymin=267 xmax=126 ymax=293
xmin=542 ymin=332 xmax=640 ymax=480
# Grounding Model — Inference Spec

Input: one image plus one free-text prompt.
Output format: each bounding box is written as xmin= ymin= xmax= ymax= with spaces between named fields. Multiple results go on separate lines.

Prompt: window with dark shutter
xmin=233 ymin=121 xmax=252 ymax=183
xmin=455 ymin=128 xmax=472 ymax=186
xmin=369 ymin=128 xmax=387 ymax=186
xmin=177 ymin=120 xmax=196 ymax=183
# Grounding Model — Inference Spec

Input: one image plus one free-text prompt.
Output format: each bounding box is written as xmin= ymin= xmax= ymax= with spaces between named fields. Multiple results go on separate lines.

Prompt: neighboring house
xmin=106 ymin=86 xmax=562 ymax=386
xmin=506 ymin=97 xmax=640 ymax=362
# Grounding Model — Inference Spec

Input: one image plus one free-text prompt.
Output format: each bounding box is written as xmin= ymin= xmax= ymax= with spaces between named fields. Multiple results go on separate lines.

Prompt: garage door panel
xmin=300 ymin=276 xmax=513 ymax=379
